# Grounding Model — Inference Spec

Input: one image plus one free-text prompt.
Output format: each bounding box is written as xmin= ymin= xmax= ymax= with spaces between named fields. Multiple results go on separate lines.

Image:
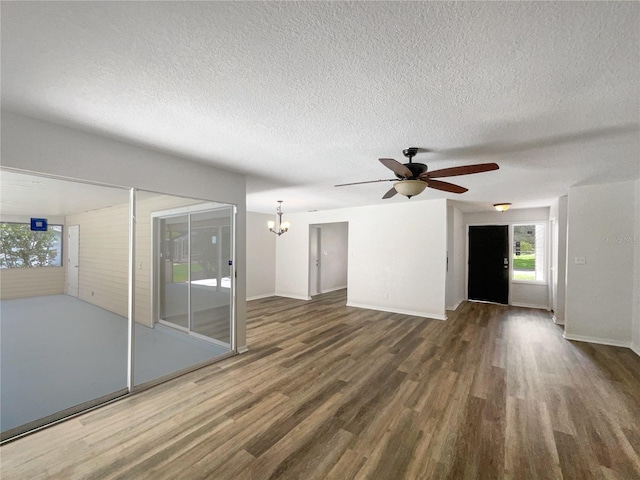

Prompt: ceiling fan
xmin=335 ymin=147 xmax=499 ymax=199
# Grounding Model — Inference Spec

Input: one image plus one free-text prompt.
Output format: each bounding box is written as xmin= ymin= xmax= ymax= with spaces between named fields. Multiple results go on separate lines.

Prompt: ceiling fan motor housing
xmin=397 ymin=162 xmax=428 ymax=180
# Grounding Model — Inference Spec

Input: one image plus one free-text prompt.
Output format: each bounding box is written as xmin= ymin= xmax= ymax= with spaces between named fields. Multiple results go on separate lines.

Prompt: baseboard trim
xmin=275 ymin=293 xmax=311 ymax=301
xmin=511 ymin=302 xmax=550 ymax=310
xmin=631 ymin=343 xmax=640 ymax=357
xmin=319 ymin=286 xmax=347 ymax=294
xmin=237 ymin=345 xmax=249 ymax=354
xmin=551 ymin=314 xmax=565 ymax=326
xmin=562 ymin=333 xmax=631 ymax=349
xmin=346 ymin=302 xmax=446 ymax=321
xmin=246 ymin=293 xmax=275 ymax=301
xmin=446 ymin=300 xmax=462 ymax=311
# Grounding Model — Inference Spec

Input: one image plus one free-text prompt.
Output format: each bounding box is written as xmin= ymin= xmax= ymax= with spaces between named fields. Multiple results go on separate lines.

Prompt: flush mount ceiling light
xmin=267 ymin=200 xmax=290 ymax=236
xmin=493 ymin=203 xmax=512 ymax=212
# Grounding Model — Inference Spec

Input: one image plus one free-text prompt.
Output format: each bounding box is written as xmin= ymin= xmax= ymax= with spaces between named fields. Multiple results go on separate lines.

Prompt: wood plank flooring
xmin=1 ymin=290 xmax=639 ymax=479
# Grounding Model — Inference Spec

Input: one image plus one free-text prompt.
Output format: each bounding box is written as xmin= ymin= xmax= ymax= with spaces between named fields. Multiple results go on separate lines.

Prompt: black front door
xmin=468 ymin=225 xmax=509 ymax=304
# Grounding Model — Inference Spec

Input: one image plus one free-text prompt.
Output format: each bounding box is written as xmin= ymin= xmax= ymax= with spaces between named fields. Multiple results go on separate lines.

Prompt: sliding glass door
xmin=159 ymin=215 xmax=190 ymax=330
xmin=157 ymin=206 xmax=233 ymax=348
xmin=190 ymin=210 xmax=232 ymax=344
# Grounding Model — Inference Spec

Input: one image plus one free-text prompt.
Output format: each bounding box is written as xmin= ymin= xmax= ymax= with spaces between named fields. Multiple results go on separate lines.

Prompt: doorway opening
xmin=308 ymin=222 xmax=349 ymax=299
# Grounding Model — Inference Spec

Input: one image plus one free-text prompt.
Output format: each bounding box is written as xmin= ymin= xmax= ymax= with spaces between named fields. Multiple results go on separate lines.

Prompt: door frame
xmin=309 ymin=225 xmax=322 ymax=297
xmin=150 ymin=202 xmax=236 ymax=351
xmin=67 ymin=225 xmax=80 ymax=297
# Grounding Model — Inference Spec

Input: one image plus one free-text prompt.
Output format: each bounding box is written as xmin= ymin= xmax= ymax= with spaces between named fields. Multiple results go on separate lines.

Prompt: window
xmin=512 ymin=223 xmax=546 ymax=282
xmin=0 ymin=222 xmax=63 ymax=268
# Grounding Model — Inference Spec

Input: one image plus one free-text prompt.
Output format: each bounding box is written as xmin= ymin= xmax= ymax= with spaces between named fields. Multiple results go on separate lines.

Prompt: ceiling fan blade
xmin=382 ymin=187 xmax=397 ymax=199
xmin=423 ymin=163 xmax=499 ymax=179
xmin=335 ymin=179 xmax=395 ymax=187
xmin=379 ymin=158 xmax=412 ymax=178
xmin=426 ymin=179 xmax=468 ymax=194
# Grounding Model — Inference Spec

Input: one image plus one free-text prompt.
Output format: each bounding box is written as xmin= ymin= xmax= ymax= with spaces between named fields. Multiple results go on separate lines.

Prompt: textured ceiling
xmin=1 ymin=1 xmax=638 ymax=213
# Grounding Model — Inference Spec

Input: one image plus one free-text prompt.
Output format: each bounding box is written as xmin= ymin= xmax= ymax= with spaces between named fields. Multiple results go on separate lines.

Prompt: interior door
xmin=468 ymin=225 xmax=509 ymax=304
xmin=309 ymin=226 xmax=321 ymax=296
xmin=67 ymin=225 xmax=79 ymax=297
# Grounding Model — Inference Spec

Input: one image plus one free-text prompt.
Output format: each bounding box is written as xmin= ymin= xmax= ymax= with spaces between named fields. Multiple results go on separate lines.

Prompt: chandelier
xmin=268 ymin=200 xmax=290 ymax=236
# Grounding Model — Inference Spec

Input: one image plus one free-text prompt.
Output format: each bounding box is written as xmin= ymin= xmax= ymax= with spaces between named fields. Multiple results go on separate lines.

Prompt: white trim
xmin=275 ymin=293 xmax=312 ymax=301
xmin=446 ymin=300 xmax=463 ymax=311
xmin=510 ymin=302 xmax=550 ymax=310
xmin=127 ymin=188 xmax=136 ymax=391
xmin=237 ymin=345 xmax=249 ymax=354
xmin=562 ymin=333 xmax=631 ymax=349
xmin=150 ymin=201 xmax=226 ymax=219
xmin=346 ymin=302 xmax=446 ymax=320
xmin=631 ymin=343 xmax=640 ymax=357
xmin=320 ymin=285 xmax=347 ymax=294
xmin=551 ymin=314 xmax=565 ymax=326
xmin=247 ymin=293 xmax=275 ymax=301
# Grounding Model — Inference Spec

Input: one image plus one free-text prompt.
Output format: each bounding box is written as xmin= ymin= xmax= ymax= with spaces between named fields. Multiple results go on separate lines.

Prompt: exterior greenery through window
xmin=513 ymin=223 xmax=546 ymax=282
xmin=0 ymin=223 xmax=63 ymax=268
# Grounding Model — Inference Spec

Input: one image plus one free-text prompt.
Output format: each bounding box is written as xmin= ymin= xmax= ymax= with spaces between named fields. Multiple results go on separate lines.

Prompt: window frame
xmin=511 ymin=222 xmax=548 ymax=285
xmin=0 ymin=221 xmax=64 ymax=268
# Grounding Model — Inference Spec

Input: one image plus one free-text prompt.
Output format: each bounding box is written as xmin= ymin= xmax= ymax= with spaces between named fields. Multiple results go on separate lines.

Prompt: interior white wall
xmin=565 ymin=181 xmax=635 ymax=347
xmin=632 ymin=179 xmax=640 ymax=356
xmin=318 ymin=222 xmax=348 ymax=293
xmin=549 ymin=196 xmax=568 ymax=324
xmin=246 ymin=212 xmax=276 ymax=300
xmin=464 ymin=207 xmax=551 ymax=309
xmin=275 ymin=200 xmax=448 ymax=319
xmin=1 ymin=111 xmax=248 ymax=350
xmin=464 ymin=207 xmax=550 ymax=225
xmin=445 ymin=204 xmax=465 ymax=310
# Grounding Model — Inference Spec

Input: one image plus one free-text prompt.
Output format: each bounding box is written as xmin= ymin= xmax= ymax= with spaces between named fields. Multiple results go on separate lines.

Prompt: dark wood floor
xmin=2 ymin=290 xmax=639 ymax=479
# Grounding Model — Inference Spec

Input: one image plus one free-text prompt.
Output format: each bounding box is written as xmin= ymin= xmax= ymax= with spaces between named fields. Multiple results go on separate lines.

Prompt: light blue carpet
xmin=0 ymin=295 xmax=229 ymax=433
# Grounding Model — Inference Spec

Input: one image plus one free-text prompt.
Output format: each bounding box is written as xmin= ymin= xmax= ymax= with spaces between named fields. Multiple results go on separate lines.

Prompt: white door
xmin=67 ymin=225 xmax=79 ymax=297
xmin=309 ymin=227 xmax=321 ymax=296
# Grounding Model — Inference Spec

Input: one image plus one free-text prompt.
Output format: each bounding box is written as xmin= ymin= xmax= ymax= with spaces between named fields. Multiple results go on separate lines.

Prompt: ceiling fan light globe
xmin=394 ymin=180 xmax=427 ymax=198
xmin=493 ymin=203 xmax=511 ymax=212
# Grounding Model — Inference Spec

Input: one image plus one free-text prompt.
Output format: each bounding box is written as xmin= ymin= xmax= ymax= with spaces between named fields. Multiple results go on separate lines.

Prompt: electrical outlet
xmin=574 ymin=256 xmax=586 ymax=265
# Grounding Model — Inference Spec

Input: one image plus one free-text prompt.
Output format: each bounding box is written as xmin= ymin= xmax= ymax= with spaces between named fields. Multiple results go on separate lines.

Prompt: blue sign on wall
xmin=30 ymin=218 xmax=48 ymax=231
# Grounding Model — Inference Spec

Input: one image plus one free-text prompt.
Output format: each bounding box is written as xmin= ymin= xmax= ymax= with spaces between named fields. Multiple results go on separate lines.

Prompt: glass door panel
xmin=159 ymin=215 xmax=190 ymax=330
xmin=190 ymin=208 xmax=232 ymax=345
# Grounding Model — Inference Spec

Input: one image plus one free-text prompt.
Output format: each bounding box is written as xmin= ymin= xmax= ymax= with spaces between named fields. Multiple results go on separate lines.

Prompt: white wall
xmin=464 ymin=207 xmax=551 ymax=309
xmin=246 ymin=212 xmax=276 ymax=300
xmin=275 ymin=199 xmax=448 ymax=320
xmin=445 ymin=204 xmax=465 ymax=310
xmin=565 ymin=181 xmax=635 ymax=347
xmin=318 ymin=222 xmax=348 ymax=293
xmin=1 ymin=111 xmax=248 ymax=350
xmin=632 ymin=179 xmax=640 ymax=356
